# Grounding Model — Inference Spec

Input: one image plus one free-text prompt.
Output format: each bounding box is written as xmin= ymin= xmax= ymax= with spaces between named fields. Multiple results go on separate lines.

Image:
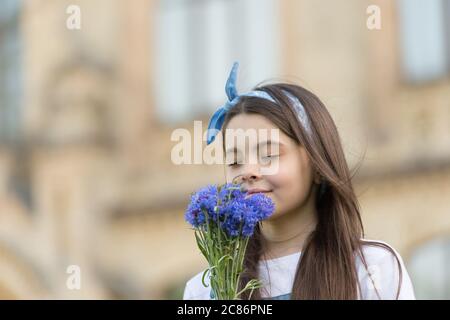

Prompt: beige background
xmin=0 ymin=0 xmax=448 ymax=299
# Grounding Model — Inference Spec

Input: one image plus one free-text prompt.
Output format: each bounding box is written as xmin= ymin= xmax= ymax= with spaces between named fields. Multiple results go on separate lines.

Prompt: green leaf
xmin=201 ymin=268 xmax=212 ymax=288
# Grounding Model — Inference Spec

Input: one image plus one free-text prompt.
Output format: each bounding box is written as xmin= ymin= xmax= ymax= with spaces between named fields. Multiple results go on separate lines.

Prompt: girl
xmin=183 ymin=62 xmax=416 ymax=300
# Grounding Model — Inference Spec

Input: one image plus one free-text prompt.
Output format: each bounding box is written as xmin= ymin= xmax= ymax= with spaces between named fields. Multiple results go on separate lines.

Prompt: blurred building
xmin=0 ymin=0 xmax=448 ymax=299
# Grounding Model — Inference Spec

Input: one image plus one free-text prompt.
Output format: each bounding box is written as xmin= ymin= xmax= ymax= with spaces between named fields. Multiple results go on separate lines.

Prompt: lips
xmin=245 ymin=188 xmax=272 ymax=196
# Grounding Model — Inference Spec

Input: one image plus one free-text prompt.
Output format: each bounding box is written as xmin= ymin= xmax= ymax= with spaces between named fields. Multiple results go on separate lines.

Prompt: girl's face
xmin=224 ymin=113 xmax=316 ymax=219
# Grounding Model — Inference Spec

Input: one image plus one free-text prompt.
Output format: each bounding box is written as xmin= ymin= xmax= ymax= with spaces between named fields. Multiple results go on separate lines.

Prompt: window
xmin=408 ymin=236 xmax=450 ymax=299
xmin=397 ymin=0 xmax=450 ymax=83
xmin=153 ymin=0 xmax=280 ymax=124
xmin=0 ymin=0 xmax=22 ymax=142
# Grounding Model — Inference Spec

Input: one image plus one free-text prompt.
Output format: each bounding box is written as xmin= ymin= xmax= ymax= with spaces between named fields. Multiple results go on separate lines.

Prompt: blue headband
xmin=206 ymin=62 xmax=312 ymax=145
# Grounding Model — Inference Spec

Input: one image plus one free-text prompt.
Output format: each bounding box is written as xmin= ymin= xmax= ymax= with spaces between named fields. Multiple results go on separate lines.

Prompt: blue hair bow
xmin=206 ymin=62 xmax=311 ymax=145
xmin=206 ymin=62 xmax=276 ymax=145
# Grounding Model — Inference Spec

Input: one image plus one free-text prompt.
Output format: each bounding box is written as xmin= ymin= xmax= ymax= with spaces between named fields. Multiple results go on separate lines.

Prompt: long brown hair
xmin=221 ymin=83 xmax=402 ymax=299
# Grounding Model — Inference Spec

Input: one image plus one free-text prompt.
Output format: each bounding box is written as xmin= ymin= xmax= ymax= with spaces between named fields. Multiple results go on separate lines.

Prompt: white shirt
xmin=183 ymin=239 xmax=416 ymax=300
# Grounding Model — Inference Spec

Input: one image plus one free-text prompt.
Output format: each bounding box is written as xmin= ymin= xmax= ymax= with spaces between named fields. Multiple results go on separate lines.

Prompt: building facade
xmin=0 ymin=0 xmax=448 ymax=299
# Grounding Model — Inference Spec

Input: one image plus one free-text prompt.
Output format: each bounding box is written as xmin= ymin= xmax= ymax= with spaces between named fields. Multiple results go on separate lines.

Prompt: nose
xmin=232 ymin=164 xmax=262 ymax=184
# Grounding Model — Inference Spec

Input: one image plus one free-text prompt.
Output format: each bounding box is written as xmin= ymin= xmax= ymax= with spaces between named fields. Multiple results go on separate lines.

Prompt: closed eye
xmin=227 ymin=158 xmax=242 ymax=167
xmin=228 ymin=162 xmax=241 ymax=167
xmin=262 ymin=154 xmax=279 ymax=159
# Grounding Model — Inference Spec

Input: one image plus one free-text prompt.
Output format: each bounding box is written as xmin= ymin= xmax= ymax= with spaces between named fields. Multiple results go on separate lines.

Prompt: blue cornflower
xmin=185 ymin=183 xmax=275 ymax=237
xmin=245 ymin=193 xmax=275 ymax=221
xmin=185 ymin=182 xmax=275 ymax=300
xmin=184 ymin=184 xmax=218 ymax=227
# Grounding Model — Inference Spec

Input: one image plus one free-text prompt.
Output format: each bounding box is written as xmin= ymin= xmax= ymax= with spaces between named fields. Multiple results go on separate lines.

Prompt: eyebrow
xmin=225 ymin=140 xmax=284 ymax=154
xmin=257 ymin=140 xmax=283 ymax=149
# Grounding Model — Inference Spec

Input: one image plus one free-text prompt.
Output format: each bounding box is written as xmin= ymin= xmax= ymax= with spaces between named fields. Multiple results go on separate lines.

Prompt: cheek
xmin=268 ymin=155 xmax=314 ymax=213
xmin=268 ymin=155 xmax=302 ymax=189
xmin=270 ymin=166 xmax=303 ymax=198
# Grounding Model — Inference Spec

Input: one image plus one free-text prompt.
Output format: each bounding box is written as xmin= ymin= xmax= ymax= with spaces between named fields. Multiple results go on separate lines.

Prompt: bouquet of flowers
xmin=184 ymin=183 xmax=275 ymax=300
